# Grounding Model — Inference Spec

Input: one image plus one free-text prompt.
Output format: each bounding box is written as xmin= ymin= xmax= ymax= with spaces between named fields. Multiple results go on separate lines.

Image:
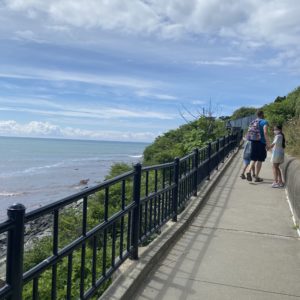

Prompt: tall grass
xmin=285 ymin=117 xmax=300 ymax=157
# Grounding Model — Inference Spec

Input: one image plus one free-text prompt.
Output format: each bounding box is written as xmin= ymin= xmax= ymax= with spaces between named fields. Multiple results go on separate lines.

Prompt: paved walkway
xmin=133 ymin=151 xmax=300 ymax=300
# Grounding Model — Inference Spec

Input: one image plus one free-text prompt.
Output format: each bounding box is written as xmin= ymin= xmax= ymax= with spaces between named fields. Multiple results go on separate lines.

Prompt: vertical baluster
xmin=139 ymin=202 xmax=143 ymax=240
xmin=154 ymin=169 xmax=158 ymax=227
xmin=168 ymin=167 xmax=172 ymax=217
xmin=179 ymin=161 xmax=182 ymax=207
xmin=161 ymin=177 xmax=164 ymax=223
xmin=193 ymin=149 xmax=199 ymax=196
xmin=32 ymin=277 xmax=39 ymax=300
xmin=92 ymin=235 xmax=97 ymax=287
xmin=126 ymin=211 xmax=131 ymax=253
xmin=120 ymin=180 xmax=125 ymax=259
xmin=52 ymin=209 xmax=59 ymax=300
xmin=162 ymin=168 xmax=166 ymax=221
xmin=111 ymin=223 xmax=116 ymax=268
xmin=207 ymin=143 xmax=212 ymax=180
xmin=221 ymin=137 xmax=224 ymax=160
xmin=144 ymin=171 xmax=149 ymax=236
xmin=131 ymin=163 xmax=141 ymax=260
xmin=157 ymin=170 xmax=161 ymax=225
xmin=172 ymin=158 xmax=179 ymax=222
xmin=182 ymin=160 xmax=185 ymax=201
xmin=66 ymin=253 xmax=73 ymax=300
xmin=189 ymin=156 xmax=192 ymax=196
xmin=80 ymin=196 xmax=88 ymax=299
xmin=186 ymin=159 xmax=188 ymax=199
xmin=216 ymin=139 xmax=220 ymax=170
xmin=102 ymin=188 xmax=109 ymax=276
xmin=148 ymin=171 xmax=153 ymax=232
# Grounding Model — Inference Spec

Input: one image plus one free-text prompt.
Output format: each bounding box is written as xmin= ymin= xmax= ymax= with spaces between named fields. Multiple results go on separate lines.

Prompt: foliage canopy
xmin=143 ymin=116 xmax=227 ymax=165
xmin=230 ymin=107 xmax=256 ymax=120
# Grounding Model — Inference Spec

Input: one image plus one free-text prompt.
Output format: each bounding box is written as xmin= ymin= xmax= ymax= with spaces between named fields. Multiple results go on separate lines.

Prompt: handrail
xmin=0 ymin=130 xmax=243 ymax=300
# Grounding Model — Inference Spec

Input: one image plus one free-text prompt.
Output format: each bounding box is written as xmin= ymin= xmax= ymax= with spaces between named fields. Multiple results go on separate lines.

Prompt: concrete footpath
xmin=133 ymin=152 xmax=300 ymax=300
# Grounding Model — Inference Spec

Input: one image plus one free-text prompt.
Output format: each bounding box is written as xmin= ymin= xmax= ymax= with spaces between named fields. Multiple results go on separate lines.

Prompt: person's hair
xmin=256 ymin=110 xmax=264 ymax=118
xmin=274 ymin=125 xmax=286 ymax=148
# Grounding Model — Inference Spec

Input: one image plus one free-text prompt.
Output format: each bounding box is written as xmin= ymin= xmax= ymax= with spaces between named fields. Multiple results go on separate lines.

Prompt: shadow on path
xmin=135 ymin=154 xmax=300 ymax=300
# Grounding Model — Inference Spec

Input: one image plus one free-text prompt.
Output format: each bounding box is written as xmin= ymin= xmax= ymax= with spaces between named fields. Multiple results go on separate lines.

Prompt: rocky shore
xmin=0 ymin=214 xmax=52 ymax=278
xmin=0 ymin=199 xmax=83 ymax=279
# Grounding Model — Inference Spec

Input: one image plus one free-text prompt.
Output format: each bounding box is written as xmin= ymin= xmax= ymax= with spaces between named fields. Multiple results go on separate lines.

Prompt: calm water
xmin=0 ymin=136 xmax=148 ymax=220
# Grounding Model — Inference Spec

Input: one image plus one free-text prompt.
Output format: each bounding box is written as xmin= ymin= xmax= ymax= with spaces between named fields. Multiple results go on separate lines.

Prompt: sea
xmin=0 ymin=136 xmax=148 ymax=221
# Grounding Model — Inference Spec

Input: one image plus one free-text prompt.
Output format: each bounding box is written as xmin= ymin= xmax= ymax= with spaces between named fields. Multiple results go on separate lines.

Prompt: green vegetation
xmin=23 ymin=231 xmax=112 ymax=299
xmin=262 ymin=86 xmax=300 ymax=156
xmin=22 ymin=162 xmax=134 ymax=300
xmin=143 ymin=116 xmax=227 ymax=165
xmin=228 ymin=87 xmax=300 ymax=157
xmin=230 ymin=107 xmax=256 ymax=120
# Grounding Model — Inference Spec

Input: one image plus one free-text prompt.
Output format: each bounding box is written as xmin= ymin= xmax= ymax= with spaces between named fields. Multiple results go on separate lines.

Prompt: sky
xmin=0 ymin=0 xmax=300 ymax=142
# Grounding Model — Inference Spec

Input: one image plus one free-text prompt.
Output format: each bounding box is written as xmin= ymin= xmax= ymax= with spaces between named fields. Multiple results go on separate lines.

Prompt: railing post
xmin=222 ymin=135 xmax=225 ymax=163
xmin=172 ymin=157 xmax=180 ymax=222
xmin=193 ymin=149 xmax=199 ymax=196
xmin=216 ymin=139 xmax=220 ymax=170
xmin=229 ymin=134 xmax=233 ymax=153
xmin=6 ymin=203 xmax=25 ymax=300
xmin=239 ymin=129 xmax=243 ymax=147
xmin=131 ymin=163 xmax=141 ymax=260
xmin=207 ymin=142 xmax=212 ymax=180
xmin=232 ymin=133 xmax=236 ymax=152
xmin=226 ymin=135 xmax=229 ymax=157
xmin=234 ymin=133 xmax=237 ymax=150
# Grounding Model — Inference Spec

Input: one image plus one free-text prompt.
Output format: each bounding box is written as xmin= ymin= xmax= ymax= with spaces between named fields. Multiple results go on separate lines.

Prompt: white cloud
xmin=3 ymin=0 xmax=300 ymax=49
xmin=2 ymin=0 xmax=300 ymax=71
xmin=0 ymin=106 xmax=175 ymax=120
xmin=192 ymin=100 xmax=206 ymax=105
xmin=0 ymin=120 xmax=61 ymax=136
xmin=0 ymin=100 xmax=175 ymax=120
xmin=195 ymin=56 xmax=246 ymax=67
xmin=195 ymin=60 xmax=235 ymax=66
xmin=0 ymin=67 xmax=160 ymax=90
xmin=0 ymin=120 xmax=156 ymax=141
xmin=136 ymin=90 xmax=178 ymax=100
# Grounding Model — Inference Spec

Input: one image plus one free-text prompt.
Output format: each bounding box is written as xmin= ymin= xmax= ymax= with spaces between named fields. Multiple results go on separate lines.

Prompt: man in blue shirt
xmin=246 ymin=110 xmax=270 ymax=182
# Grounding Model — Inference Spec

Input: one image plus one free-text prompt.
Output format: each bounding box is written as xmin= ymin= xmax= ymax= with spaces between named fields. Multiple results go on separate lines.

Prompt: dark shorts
xmin=250 ymin=141 xmax=267 ymax=162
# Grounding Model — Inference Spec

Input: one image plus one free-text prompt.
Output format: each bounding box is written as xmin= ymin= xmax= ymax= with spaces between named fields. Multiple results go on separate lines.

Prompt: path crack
xmin=175 ymin=276 xmax=300 ymax=298
xmin=189 ymin=224 xmax=300 ymax=240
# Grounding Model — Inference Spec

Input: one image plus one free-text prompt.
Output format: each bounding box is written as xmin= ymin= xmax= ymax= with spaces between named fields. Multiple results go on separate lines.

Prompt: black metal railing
xmin=0 ymin=130 xmax=242 ymax=300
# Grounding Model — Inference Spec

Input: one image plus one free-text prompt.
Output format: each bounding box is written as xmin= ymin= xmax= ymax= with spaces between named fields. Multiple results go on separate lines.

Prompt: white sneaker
xmin=272 ymin=183 xmax=280 ymax=188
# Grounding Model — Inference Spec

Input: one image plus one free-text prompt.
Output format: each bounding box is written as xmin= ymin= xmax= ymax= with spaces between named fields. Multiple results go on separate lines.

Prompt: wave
xmin=0 ymin=157 xmax=105 ymax=178
xmin=0 ymin=154 xmax=143 ymax=179
xmin=0 ymin=191 xmax=26 ymax=197
xmin=0 ymin=162 xmax=65 ymax=178
xmin=23 ymin=162 xmax=64 ymax=173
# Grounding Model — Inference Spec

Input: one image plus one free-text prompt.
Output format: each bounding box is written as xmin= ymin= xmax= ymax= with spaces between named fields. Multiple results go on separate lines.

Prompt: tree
xmin=230 ymin=107 xmax=257 ymax=120
xmin=143 ymin=116 xmax=227 ymax=165
xmin=274 ymin=96 xmax=286 ymax=103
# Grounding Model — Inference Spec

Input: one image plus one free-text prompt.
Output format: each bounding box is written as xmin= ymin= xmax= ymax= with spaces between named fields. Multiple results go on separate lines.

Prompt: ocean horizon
xmin=0 ymin=136 xmax=148 ymax=221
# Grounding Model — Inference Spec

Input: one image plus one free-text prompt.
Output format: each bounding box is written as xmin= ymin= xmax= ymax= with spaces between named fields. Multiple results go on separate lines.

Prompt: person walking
xmin=240 ymin=139 xmax=255 ymax=179
xmin=246 ymin=110 xmax=270 ymax=182
xmin=270 ymin=125 xmax=285 ymax=188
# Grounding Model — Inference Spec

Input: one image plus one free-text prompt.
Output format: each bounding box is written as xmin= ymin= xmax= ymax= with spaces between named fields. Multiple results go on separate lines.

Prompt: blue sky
xmin=0 ymin=0 xmax=299 ymax=142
